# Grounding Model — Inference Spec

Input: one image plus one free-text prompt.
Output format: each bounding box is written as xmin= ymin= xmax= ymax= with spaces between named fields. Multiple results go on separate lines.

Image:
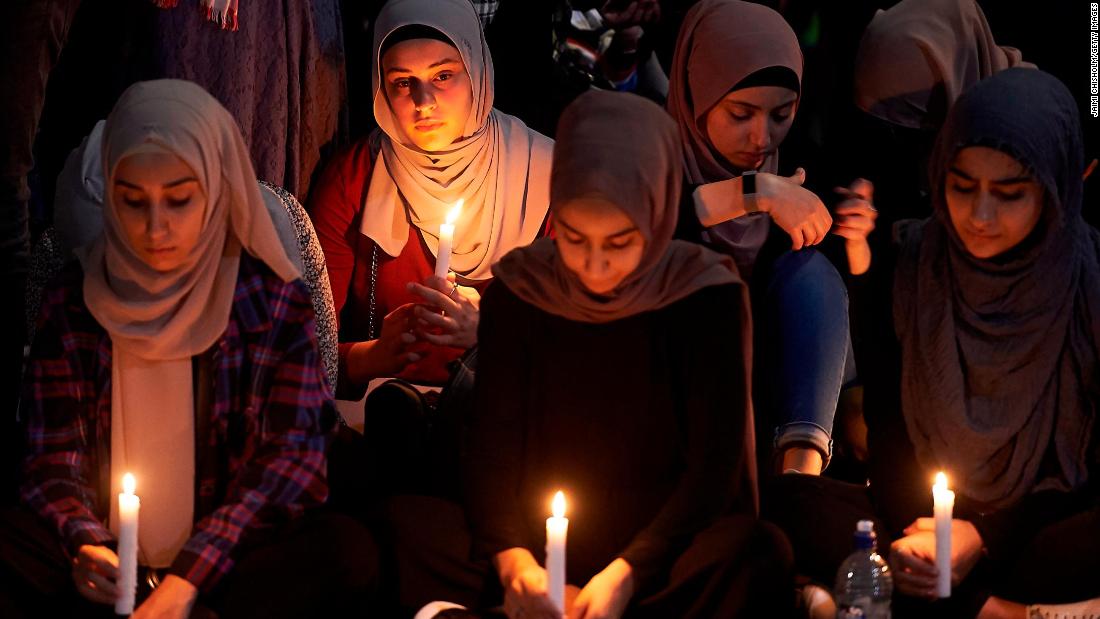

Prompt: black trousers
xmin=762 ymin=474 xmax=1100 ymax=618
xmin=375 ymin=495 xmax=795 ymax=618
xmin=0 ymin=506 xmax=380 ymax=618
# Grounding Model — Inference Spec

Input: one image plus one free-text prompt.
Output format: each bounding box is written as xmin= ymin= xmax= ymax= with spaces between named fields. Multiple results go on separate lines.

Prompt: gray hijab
xmin=894 ymin=68 xmax=1100 ymax=509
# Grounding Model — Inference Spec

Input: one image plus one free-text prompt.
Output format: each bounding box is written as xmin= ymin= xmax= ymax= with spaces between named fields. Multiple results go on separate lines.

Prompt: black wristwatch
xmin=742 ymin=170 xmax=759 ymax=213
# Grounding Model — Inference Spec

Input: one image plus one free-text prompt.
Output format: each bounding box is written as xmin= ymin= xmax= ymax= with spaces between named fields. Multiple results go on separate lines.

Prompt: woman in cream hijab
xmin=6 ymin=79 xmax=375 ymax=618
xmin=309 ymin=0 xmax=553 ymax=400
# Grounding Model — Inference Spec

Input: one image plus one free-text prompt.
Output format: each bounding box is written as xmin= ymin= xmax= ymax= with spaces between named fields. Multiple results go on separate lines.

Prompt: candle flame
xmin=934 ymin=472 xmax=947 ymax=490
xmin=446 ymin=199 xmax=463 ymax=225
xmin=123 ymin=473 xmax=136 ymax=495
xmin=552 ymin=491 xmax=566 ymax=518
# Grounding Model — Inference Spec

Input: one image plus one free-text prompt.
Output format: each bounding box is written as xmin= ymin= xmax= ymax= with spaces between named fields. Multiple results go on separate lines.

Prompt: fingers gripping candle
xmin=546 ymin=491 xmax=568 ymax=613
xmin=933 ymin=472 xmax=955 ymax=598
xmin=434 ymin=200 xmax=464 ymax=279
xmin=116 ymin=473 xmax=140 ymax=615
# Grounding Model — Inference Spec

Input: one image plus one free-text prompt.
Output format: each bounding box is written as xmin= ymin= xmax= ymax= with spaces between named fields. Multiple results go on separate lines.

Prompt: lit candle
xmin=434 ymin=199 xmax=463 ymax=279
xmin=116 ymin=473 xmax=140 ymax=616
xmin=546 ymin=491 xmax=568 ymax=614
xmin=933 ymin=472 xmax=954 ymax=598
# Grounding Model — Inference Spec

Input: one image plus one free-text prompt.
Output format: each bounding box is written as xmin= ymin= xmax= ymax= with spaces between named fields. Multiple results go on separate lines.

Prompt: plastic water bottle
xmin=834 ymin=519 xmax=893 ymax=619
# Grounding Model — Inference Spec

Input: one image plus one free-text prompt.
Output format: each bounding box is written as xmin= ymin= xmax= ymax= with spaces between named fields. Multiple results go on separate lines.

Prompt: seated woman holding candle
xmin=0 ymin=79 xmax=376 ymax=618
xmin=461 ymin=90 xmax=793 ymax=618
xmin=307 ymin=0 xmax=550 ymax=395
xmin=667 ymin=0 xmax=861 ymax=477
xmin=307 ymin=0 xmax=552 ymax=497
xmin=767 ymin=69 xmax=1100 ymax=618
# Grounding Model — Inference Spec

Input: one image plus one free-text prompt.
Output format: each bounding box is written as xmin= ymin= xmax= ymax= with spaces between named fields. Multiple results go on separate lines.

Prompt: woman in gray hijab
xmin=769 ymin=69 xmax=1100 ymax=618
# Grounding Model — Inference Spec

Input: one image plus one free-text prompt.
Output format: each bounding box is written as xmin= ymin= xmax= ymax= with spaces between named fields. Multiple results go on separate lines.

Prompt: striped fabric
xmin=472 ymin=0 xmax=499 ymax=27
xmin=20 ymin=253 xmax=339 ymax=593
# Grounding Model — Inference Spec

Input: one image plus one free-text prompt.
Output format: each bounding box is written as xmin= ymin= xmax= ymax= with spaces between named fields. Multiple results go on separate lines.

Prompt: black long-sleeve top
xmin=850 ymin=229 xmax=1098 ymax=563
xmin=463 ymin=281 xmax=755 ymax=591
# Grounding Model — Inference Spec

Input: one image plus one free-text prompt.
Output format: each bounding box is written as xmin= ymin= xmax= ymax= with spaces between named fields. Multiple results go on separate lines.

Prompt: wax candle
xmin=434 ymin=199 xmax=464 ymax=279
xmin=546 ymin=491 xmax=568 ymax=614
xmin=933 ymin=472 xmax=955 ymax=598
xmin=116 ymin=473 xmax=140 ymax=616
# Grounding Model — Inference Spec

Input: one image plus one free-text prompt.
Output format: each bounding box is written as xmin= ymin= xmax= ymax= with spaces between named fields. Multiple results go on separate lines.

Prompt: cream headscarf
xmin=361 ymin=0 xmax=552 ymax=282
xmin=854 ymin=0 xmax=1033 ymax=130
xmin=79 ymin=79 xmax=299 ymax=567
xmin=666 ymin=0 xmax=803 ymax=270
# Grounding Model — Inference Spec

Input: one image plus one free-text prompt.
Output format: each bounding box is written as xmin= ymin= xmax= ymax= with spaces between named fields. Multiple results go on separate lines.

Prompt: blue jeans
xmin=755 ymin=247 xmax=853 ymax=468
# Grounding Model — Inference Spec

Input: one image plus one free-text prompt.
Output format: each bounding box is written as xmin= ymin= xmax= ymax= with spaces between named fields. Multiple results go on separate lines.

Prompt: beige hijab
xmin=79 ymin=79 xmax=298 ymax=566
xmin=493 ymin=91 xmax=744 ymax=324
xmin=666 ymin=0 xmax=803 ymax=270
xmin=854 ymin=0 xmax=1032 ymax=130
xmin=362 ymin=0 xmax=552 ymax=282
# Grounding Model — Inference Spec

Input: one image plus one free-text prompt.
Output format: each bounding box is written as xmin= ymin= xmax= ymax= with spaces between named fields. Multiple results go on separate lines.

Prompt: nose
xmin=971 ymin=190 xmax=997 ymax=228
xmin=146 ymin=202 xmax=169 ymax=240
xmin=585 ymin=247 xmax=611 ymax=280
xmin=748 ymin=117 xmax=769 ymax=149
xmin=411 ymin=82 xmax=437 ymax=113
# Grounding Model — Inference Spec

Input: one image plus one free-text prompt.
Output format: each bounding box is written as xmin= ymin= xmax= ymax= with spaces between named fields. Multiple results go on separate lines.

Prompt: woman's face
xmin=113 ymin=151 xmax=207 ymax=272
xmin=945 ymin=146 xmax=1044 ymax=259
xmin=703 ymin=86 xmax=798 ymax=172
xmin=553 ymin=198 xmax=646 ymax=295
xmin=381 ymin=38 xmax=473 ymax=152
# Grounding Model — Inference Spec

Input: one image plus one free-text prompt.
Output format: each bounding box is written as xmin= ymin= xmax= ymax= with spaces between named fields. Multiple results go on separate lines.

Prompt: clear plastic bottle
xmin=834 ymin=519 xmax=893 ymax=619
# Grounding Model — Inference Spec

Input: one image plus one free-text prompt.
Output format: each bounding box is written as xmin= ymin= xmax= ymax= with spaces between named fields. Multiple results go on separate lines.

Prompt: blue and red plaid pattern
xmin=20 ymin=254 xmax=339 ymax=593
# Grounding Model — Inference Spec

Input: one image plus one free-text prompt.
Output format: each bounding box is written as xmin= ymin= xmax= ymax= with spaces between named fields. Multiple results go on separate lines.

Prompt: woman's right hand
xmin=831 ymin=179 xmax=877 ymax=275
xmin=496 ymin=548 xmax=563 ymax=619
xmin=348 ymin=304 xmax=422 ymax=381
xmin=72 ymin=544 xmax=120 ymax=605
xmin=757 ymin=168 xmax=833 ymax=251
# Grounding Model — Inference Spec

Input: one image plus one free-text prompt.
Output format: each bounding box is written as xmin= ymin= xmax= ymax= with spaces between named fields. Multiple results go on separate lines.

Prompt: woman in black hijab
xmin=771 ymin=68 xmax=1100 ymax=618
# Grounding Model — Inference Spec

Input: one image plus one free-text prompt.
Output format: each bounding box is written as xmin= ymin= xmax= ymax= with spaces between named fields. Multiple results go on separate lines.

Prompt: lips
xmin=145 ymin=247 xmax=176 ymax=254
xmin=415 ymin=120 xmax=444 ymax=132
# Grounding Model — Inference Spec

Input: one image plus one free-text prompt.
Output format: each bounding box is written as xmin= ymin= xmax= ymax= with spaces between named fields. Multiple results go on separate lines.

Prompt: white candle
xmin=546 ymin=491 xmax=568 ymax=614
xmin=116 ymin=473 xmax=140 ymax=616
xmin=933 ymin=472 xmax=955 ymax=598
xmin=434 ymin=199 xmax=463 ymax=279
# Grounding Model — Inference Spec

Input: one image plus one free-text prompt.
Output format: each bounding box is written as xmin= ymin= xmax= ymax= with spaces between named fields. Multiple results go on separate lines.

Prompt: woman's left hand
xmin=407 ymin=274 xmax=481 ymax=349
xmin=132 ymin=575 xmax=197 ymax=619
xmin=903 ymin=517 xmax=985 ymax=587
xmin=567 ymin=558 xmax=634 ymax=619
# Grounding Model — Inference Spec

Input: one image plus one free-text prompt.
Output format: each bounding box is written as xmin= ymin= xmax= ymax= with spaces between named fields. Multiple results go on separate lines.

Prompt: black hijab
xmin=894 ymin=68 xmax=1100 ymax=509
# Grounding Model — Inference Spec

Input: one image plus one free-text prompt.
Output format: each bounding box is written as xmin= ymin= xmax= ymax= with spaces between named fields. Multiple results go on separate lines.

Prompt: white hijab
xmin=362 ymin=0 xmax=552 ymax=282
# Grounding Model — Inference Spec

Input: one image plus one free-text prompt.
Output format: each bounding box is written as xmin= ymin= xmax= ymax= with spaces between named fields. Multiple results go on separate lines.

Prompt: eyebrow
xmin=724 ymin=98 xmax=797 ymax=111
xmin=947 ymin=167 xmax=1031 ymax=185
xmin=558 ymin=218 xmax=638 ymax=239
xmin=385 ymin=58 xmax=462 ymax=75
xmin=114 ymin=177 xmax=199 ymax=190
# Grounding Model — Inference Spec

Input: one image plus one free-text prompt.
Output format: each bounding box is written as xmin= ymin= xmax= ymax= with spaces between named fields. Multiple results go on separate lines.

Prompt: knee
xmin=766 ymin=249 xmax=848 ymax=309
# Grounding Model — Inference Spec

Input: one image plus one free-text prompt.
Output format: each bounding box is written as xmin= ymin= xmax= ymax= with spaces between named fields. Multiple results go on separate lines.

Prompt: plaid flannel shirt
xmin=20 ymin=254 xmax=339 ymax=593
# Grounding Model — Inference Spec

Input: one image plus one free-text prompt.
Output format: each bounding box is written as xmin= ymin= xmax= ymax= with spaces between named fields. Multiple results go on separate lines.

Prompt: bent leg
xmin=756 ymin=248 xmax=850 ymax=471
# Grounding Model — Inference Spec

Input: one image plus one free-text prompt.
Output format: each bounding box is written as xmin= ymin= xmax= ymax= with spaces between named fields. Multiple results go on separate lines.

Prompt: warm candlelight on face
xmin=932 ymin=471 xmax=954 ymax=599
xmin=434 ymin=199 xmax=464 ymax=279
xmin=546 ymin=490 xmax=568 ymax=614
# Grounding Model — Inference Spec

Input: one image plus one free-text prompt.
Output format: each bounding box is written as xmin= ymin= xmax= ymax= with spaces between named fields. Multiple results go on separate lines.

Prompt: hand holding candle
xmin=546 ymin=491 xmax=568 ymax=614
xmin=933 ymin=472 xmax=954 ymax=598
xmin=434 ymin=199 xmax=463 ymax=279
xmin=116 ymin=473 xmax=140 ymax=615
